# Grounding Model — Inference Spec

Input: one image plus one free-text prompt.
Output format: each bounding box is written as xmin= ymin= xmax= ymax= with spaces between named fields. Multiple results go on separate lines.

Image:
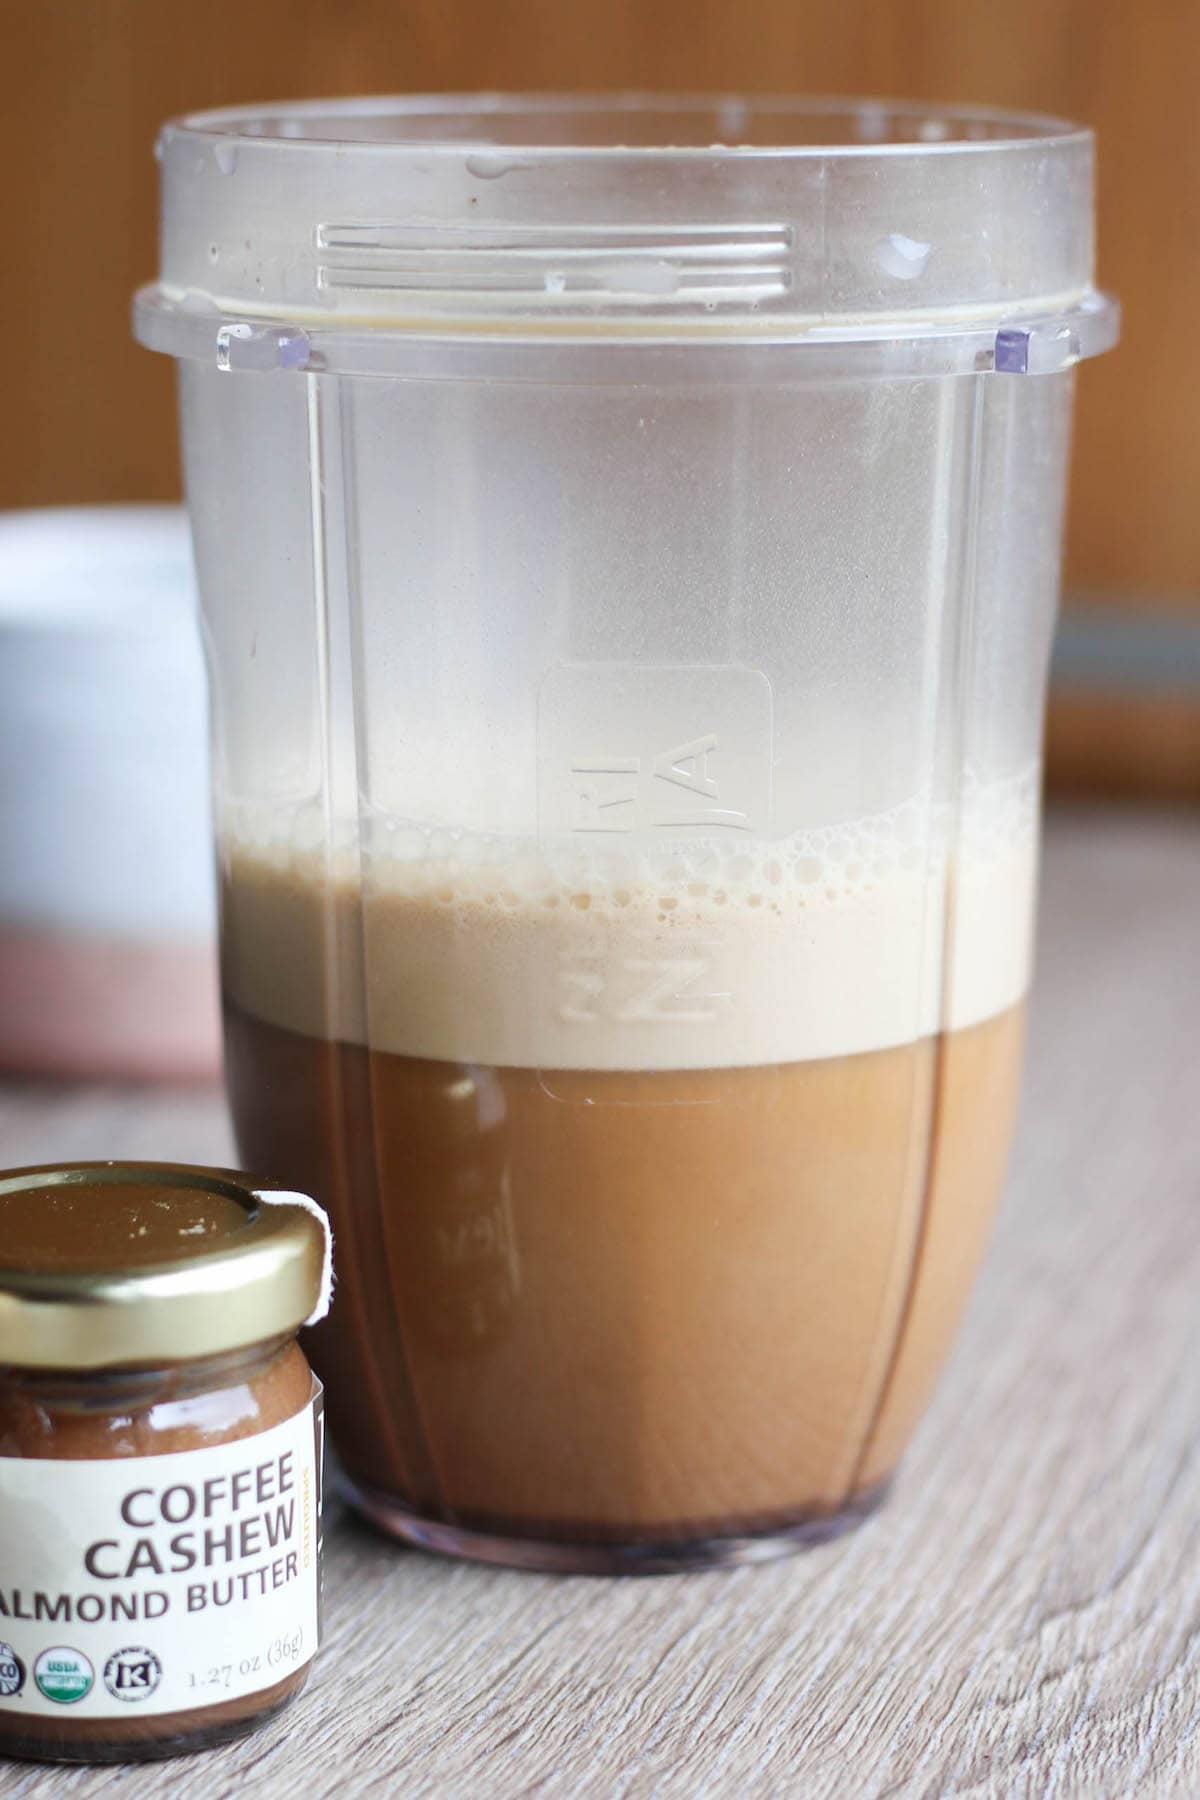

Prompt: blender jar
xmin=136 ymin=96 xmax=1117 ymax=1572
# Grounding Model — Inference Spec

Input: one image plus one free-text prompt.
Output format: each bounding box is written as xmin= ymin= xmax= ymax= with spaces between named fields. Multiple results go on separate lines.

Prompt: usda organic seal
xmin=34 ymin=1646 xmax=93 ymax=1704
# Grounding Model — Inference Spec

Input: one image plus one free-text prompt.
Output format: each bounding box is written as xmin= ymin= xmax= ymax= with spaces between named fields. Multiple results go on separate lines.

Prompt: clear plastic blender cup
xmin=136 ymin=96 xmax=1117 ymax=1573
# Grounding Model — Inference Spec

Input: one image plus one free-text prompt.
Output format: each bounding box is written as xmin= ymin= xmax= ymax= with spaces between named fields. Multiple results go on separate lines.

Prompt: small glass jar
xmin=0 ymin=1162 xmax=329 ymax=1763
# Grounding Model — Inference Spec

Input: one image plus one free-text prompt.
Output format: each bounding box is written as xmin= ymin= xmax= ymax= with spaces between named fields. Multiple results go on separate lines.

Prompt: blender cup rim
xmin=140 ymin=92 xmax=1114 ymax=367
xmin=164 ymin=91 xmax=1092 ymax=160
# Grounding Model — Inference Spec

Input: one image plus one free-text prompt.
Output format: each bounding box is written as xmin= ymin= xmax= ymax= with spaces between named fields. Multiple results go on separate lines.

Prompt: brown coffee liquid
xmin=224 ymin=1002 xmax=1023 ymax=1544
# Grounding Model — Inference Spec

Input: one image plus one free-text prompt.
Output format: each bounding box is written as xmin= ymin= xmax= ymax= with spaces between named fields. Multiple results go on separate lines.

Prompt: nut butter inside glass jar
xmin=0 ymin=1162 xmax=329 ymax=1765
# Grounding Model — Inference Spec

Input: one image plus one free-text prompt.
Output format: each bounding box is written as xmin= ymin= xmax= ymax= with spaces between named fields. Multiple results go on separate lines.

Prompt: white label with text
xmin=0 ymin=1391 xmax=322 ymax=1718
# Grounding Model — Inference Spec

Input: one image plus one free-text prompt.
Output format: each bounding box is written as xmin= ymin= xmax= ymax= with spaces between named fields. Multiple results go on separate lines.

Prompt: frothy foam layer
xmin=220 ymin=782 xmax=1039 ymax=1070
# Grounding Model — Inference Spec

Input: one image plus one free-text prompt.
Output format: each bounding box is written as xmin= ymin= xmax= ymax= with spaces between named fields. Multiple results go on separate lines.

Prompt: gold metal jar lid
xmin=0 ymin=1163 xmax=329 ymax=1371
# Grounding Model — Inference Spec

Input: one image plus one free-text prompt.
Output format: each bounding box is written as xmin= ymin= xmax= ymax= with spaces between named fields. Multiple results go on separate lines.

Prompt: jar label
xmin=0 ymin=1388 xmax=322 ymax=1721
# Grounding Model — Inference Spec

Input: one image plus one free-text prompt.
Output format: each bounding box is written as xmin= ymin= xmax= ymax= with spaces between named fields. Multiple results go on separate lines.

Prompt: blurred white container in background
xmin=0 ymin=506 xmax=220 ymax=1079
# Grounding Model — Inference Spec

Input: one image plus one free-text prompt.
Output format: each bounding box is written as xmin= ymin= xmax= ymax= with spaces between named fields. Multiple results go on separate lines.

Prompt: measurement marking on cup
xmin=538 ymin=663 xmax=772 ymax=841
xmin=568 ymin=756 xmax=640 ymax=832
xmin=556 ymin=946 xmax=730 ymax=1027
xmin=569 ymin=734 xmax=751 ymax=833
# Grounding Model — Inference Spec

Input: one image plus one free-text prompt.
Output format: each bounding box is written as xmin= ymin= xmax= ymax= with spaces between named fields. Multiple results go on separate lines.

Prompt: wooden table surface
xmin=1 ymin=809 xmax=1198 ymax=1799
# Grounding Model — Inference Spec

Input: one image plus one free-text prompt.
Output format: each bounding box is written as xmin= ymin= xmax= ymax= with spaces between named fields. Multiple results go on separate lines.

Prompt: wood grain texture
xmin=0 ymin=810 xmax=1197 ymax=1796
xmin=2 ymin=0 xmax=1198 ymax=609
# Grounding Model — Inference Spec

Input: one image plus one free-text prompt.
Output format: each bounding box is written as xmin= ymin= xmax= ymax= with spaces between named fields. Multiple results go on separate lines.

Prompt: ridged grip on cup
xmin=150 ymin=95 xmax=1098 ymax=334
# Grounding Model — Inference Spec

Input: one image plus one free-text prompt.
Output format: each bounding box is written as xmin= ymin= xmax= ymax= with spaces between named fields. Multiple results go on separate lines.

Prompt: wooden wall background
xmin=6 ymin=0 xmax=1200 ymax=794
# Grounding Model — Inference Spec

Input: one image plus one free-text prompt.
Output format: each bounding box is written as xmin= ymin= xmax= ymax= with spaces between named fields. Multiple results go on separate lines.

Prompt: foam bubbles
xmin=218 ymin=768 xmax=1039 ymax=1071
